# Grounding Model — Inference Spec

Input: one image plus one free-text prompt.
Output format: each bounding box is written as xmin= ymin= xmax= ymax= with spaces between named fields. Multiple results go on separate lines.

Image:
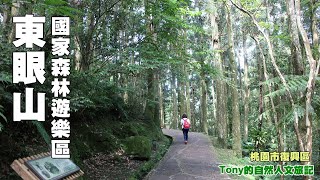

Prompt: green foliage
xmin=264 ymin=75 xmax=308 ymax=99
xmin=242 ymin=142 xmax=254 ymax=156
xmin=281 ymin=105 xmax=305 ymax=123
xmin=0 ymin=26 xmax=13 ymax=132
xmin=43 ymin=0 xmax=68 ymax=6
xmin=250 ymin=127 xmax=268 ymax=146
xmin=272 ymin=33 xmax=291 ymax=44
xmin=69 ymin=71 xmax=128 ymax=121
xmin=33 ymin=0 xmax=83 ymax=18
xmin=0 ymin=105 xmax=7 ymax=132
xmin=262 ymin=75 xmax=320 ymax=125
xmin=258 ymin=21 xmax=272 ymax=29
xmin=0 ymin=76 xmax=12 ymax=132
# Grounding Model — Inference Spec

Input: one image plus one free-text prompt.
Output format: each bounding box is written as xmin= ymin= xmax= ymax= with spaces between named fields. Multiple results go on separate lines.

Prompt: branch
xmin=229 ymin=0 xmax=253 ymax=18
xmin=230 ymin=0 xmax=305 ymax=151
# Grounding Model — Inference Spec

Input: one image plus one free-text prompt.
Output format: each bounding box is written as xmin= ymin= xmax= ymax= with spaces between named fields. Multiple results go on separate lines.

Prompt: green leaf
xmin=0 ymin=112 xmax=7 ymax=122
xmin=57 ymin=6 xmax=83 ymax=17
xmin=44 ymin=0 xmax=68 ymax=6
xmin=258 ymin=21 xmax=272 ymax=29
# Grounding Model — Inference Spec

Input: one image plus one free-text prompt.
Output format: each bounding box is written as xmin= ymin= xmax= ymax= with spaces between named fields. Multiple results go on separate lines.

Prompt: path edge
xmin=143 ymin=134 xmax=173 ymax=180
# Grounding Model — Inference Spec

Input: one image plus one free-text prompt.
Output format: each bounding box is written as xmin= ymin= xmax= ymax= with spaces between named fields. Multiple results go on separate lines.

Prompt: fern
xmin=264 ymin=75 xmax=308 ymax=99
xmin=312 ymin=95 xmax=320 ymax=107
xmin=0 ymin=112 xmax=7 ymax=123
xmin=0 ymin=105 xmax=7 ymax=132
xmin=280 ymin=105 xmax=305 ymax=125
xmin=0 ymin=105 xmax=6 ymax=121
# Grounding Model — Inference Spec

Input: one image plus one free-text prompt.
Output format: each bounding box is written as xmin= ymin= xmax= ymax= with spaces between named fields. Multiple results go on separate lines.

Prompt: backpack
xmin=183 ymin=119 xmax=190 ymax=129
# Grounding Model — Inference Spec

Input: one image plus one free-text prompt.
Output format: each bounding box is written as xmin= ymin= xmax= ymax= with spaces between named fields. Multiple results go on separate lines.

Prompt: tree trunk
xmin=153 ymin=73 xmax=160 ymax=127
xmin=1 ymin=3 xmax=11 ymax=40
xmin=243 ymin=33 xmax=249 ymax=142
xmin=210 ymin=2 xmax=227 ymax=147
xmin=257 ymin=38 xmax=264 ymax=150
xmin=226 ymin=2 xmax=242 ymax=157
xmin=231 ymin=2 xmax=316 ymax=179
xmin=200 ymin=71 xmax=208 ymax=134
xmin=123 ymin=75 xmax=129 ymax=104
xmin=309 ymin=0 xmax=320 ymax=169
xmin=286 ymin=0 xmax=304 ymax=75
xmin=231 ymin=0 xmax=302 ymax=154
xmin=74 ymin=35 xmax=82 ymax=70
xmin=144 ymin=70 xmax=156 ymax=120
xmin=294 ymin=2 xmax=317 ymax=178
xmin=143 ymin=0 xmax=159 ymax=127
xmin=178 ymin=74 xmax=186 ymax=116
xmin=1 ymin=4 xmax=10 ymax=26
xmin=252 ymin=35 xmax=285 ymax=172
xmin=171 ymin=71 xmax=178 ymax=129
xmin=185 ymin=66 xmax=191 ymax=121
xmin=190 ymin=83 xmax=197 ymax=131
xmin=211 ymin=80 xmax=216 ymax=131
xmin=8 ymin=1 xmax=20 ymax=43
xmin=69 ymin=0 xmax=81 ymax=71
xmin=309 ymin=0 xmax=319 ymax=61
xmin=159 ymin=81 xmax=164 ymax=128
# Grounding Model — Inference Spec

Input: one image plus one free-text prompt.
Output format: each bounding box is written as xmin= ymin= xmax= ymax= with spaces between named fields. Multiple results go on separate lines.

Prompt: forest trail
xmin=146 ymin=129 xmax=231 ymax=180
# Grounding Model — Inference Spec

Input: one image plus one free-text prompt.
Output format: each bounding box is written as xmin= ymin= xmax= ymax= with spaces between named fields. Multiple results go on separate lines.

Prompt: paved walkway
xmin=146 ymin=129 xmax=231 ymax=180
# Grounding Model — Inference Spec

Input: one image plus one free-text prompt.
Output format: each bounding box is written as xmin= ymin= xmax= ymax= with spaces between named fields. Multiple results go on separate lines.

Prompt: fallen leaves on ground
xmin=83 ymin=149 xmax=145 ymax=180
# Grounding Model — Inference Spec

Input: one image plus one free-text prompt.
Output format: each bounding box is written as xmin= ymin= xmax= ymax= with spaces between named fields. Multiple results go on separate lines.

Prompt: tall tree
xmin=159 ymin=80 xmax=165 ymax=128
xmin=294 ymin=0 xmax=318 ymax=171
xmin=171 ymin=70 xmax=178 ymax=129
xmin=286 ymin=0 xmax=304 ymax=75
xmin=209 ymin=1 xmax=227 ymax=147
xmin=178 ymin=71 xmax=186 ymax=116
xmin=200 ymin=69 xmax=208 ymax=134
xmin=243 ymin=33 xmax=249 ymax=142
xmin=309 ymin=0 xmax=319 ymax=63
xmin=190 ymin=81 xmax=197 ymax=131
xmin=231 ymin=2 xmax=318 ymax=178
xmin=252 ymin=35 xmax=285 ymax=177
xmin=143 ymin=0 xmax=159 ymax=126
xmin=184 ymin=66 xmax=192 ymax=120
xmin=8 ymin=0 xmax=20 ymax=43
xmin=226 ymin=1 xmax=242 ymax=157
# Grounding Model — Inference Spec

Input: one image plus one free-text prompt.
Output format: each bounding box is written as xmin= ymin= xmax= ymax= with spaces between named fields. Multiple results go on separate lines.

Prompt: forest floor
xmin=145 ymin=129 xmax=230 ymax=180
xmin=83 ymin=150 xmax=143 ymax=179
xmin=82 ymin=134 xmax=171 ymax=180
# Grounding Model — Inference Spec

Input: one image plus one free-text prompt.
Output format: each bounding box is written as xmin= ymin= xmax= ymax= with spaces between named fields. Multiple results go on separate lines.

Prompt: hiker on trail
xmin=181 ymin=114 xmax=190 ymax=144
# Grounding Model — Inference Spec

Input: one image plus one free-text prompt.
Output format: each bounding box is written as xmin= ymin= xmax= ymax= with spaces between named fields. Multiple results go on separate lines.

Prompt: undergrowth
xmin=129 ymin=135 xmax=172 ymax=180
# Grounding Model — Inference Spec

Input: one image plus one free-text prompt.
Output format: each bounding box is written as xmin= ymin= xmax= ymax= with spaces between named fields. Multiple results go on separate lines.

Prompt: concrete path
xmin=146 ymin=129 xmax=231 ymax=180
